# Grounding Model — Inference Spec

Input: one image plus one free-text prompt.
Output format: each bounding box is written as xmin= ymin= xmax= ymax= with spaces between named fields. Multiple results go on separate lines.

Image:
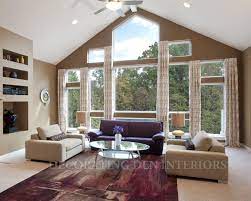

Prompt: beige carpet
xmin=0 ymin=147 xmax=251 ymax=201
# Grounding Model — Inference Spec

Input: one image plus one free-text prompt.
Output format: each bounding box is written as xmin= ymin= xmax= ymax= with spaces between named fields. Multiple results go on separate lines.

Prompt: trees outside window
xmin=67 ymin=70 xmax=80 ymax=129
xmin=201 ymin=85 xmax=224 ymax=134
xmin=67 ymin=88 xmax=80 ymax=128
xmin=67 ymin=70 xmax=80 ymax=82
xmin=115 ymin=66 xmax=157 ymax=111
xmin=90 ymin=69 xmax=104 ymax=111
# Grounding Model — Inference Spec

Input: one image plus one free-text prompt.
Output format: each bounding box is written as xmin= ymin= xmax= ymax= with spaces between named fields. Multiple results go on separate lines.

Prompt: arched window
xmin=113 ymin=15 xmax=159 ymax=61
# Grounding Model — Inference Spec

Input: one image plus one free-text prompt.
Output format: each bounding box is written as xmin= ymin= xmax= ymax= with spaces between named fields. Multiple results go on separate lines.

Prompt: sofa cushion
xmin=127 ymin=121 xmax=163 ymax=138
xmin=125 ymin=137 xmax=155 ymax=145
xmin=100 ymin=120 xmax=129 ymax=136
xmin=166 ymin=144 xmax=186 ymax=151
xmin=37 ymin=124 xmax=62 ymax=140
xmin=96 ymin=135 xmax=115 ymax=141
xmin=192 ymin=131 xmax=212 ymax=151
xmin=61 ymin=138 xmax=82 ymax=151
xmin=209 ymin=138 xmax=225 ymax=153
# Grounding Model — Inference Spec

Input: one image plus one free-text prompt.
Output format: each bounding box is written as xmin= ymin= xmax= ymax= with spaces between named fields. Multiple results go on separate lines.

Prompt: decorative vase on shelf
xmin=113 ymin=125 xmax=124 ymax=146
xmin=21 ymin=56 xmax=25 ymax=64
xmin=10 ymin=71 xmax=18 ymax=79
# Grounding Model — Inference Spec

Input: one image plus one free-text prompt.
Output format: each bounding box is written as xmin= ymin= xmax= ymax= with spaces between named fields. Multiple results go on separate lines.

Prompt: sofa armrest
xmin=165 ymin=149 xmax=228 ymax=181
xmin=66 ymin=134 xmax=85 ymax=141
xmin=88 ymin=129 xmax=103 ymax=138
xmin=167 ymin=139 xmax=186 ymax=146
xmin=25 ymin=140 xmax=66 ymax=162
xmin=152 ymin=132 xmax=165 ymax=141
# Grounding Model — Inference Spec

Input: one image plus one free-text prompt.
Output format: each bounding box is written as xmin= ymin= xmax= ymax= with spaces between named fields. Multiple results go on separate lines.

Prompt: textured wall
xmin=32 ymin=59 xmax=57 ymax=134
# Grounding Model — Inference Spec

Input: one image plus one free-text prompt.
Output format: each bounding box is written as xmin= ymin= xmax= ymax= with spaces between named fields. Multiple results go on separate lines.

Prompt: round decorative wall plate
xmin=40 ymin=89 xmax=50 ymax=105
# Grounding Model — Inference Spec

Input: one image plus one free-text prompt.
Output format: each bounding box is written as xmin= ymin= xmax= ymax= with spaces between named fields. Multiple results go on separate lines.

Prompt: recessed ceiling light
xmin=72 ymin=19 xmax=78 ymax=25
xmin=184 ymin=2 xmax=191 ymax=8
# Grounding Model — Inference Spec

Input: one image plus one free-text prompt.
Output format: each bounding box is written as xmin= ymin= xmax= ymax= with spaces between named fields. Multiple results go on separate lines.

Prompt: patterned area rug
xmin=0 ymin=151 xmax=178 ymax=201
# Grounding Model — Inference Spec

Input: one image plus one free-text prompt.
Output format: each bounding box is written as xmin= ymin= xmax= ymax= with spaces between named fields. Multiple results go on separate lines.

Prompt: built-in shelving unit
xmin=0 ymin=27 xmax=33 ymax=147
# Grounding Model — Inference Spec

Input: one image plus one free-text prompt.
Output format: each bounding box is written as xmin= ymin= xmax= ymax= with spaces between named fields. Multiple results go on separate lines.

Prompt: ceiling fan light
xmin=106 ymin=1 xmax=122 ymax=11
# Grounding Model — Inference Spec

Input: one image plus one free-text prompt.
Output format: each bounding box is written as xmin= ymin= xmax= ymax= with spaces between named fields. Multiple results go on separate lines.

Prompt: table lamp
xmin=171 ymin=113 xmax=185 ymax=139
xmin=76 ymin=111 xmax=87 ymax=134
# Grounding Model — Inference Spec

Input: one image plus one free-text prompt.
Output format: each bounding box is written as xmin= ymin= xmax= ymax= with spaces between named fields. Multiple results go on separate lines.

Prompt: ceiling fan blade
xmin=130 ymin=5 xmax=137 ymax=12
xmin=94 ymin=7 xmax=107 ymax=15
xmin=122 ymin=1 xmax=143 ymax=5
xmin=116 ymin=8 xmax=126 ymax=17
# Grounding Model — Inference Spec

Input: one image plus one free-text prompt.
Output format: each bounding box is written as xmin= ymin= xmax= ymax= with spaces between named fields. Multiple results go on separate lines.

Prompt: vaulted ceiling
xmin=0 ymin=0 xmax=250 ymax=64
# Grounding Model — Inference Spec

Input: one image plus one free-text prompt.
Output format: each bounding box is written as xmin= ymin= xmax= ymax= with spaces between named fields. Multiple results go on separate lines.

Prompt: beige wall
xmin=242 ymin=47 xmax=251 ymax=148
xmin=32 ymin=59 xmax=57 ymax=133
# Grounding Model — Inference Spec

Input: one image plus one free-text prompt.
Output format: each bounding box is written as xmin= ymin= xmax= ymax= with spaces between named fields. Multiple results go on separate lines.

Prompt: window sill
xmin=208 ymin=134 xmax=225 ymax=141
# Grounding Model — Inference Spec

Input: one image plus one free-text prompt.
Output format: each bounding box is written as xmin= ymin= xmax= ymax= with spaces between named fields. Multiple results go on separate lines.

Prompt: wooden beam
xmin=201 ymin=76 xmax=224 ymax=84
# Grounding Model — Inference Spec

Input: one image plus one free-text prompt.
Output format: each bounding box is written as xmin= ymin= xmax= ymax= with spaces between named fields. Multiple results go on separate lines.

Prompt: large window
xmin=88 ymin=48 xmax=104 ymax=63
xmin=115 ymin=66 xmax=157 ymax=111
xmin=113 ymin=15 xmax=159 ymax=61
xmin=201 ymin=85 xmax=224 ymax=134
xmin=66 ymin=70 xmax=80 ymax=129
xmin=201 ymin=62 xmax=224 ymax=135
xmin=169 ymin=64 xmax=189 ymax=111
xmin=169 ymin=64 xmax=189 ymax=132
xmin=169 ymin=41 xmax=192 ymax=57
xmin=90 ymin=69 xmax=104 ymax=111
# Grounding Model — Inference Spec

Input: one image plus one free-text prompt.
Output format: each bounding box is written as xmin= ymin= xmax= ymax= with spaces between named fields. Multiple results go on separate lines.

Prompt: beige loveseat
xmin=25 ymin=124 xmax=85 ymax=163
xmin=165 ymin=132 xmax=228 ymax=183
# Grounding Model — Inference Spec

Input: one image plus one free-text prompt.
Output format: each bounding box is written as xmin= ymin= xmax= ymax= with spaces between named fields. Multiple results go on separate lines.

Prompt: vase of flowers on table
xmin=113 ymin=125 xmax=124 ymax=146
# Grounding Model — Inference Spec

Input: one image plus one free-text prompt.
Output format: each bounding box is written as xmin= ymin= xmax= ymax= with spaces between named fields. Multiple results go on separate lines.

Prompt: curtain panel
xmin=80 ymin=67 xmax=90 ymax=129
xmin=224 ymin=58 xmax=240 ymax=147
xmin=156 ymin=41 xmax=169 ymax=134
xmin=104 ymin=46 xmax=114 ymax=120
xmin=58 ymin=69 xmax=67 ymax=132
xmin=189 ymin=60 xmax=201 ymax=137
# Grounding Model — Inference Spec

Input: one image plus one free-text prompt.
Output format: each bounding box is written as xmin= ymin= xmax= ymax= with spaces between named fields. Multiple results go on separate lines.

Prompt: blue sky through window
xmin=113 ymin=15 xmax=159 ymax=61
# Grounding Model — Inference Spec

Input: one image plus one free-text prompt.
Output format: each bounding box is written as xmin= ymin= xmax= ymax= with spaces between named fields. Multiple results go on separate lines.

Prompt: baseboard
xmin=241 ymin=143 xmax=251 ymax=151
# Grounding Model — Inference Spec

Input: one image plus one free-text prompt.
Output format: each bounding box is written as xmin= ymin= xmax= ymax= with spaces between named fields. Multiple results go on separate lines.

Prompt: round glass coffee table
xmin=90 ymin=141 xmax=150 ymax=165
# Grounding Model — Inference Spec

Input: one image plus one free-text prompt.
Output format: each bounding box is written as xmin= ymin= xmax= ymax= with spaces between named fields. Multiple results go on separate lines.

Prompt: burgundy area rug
xmin=0 ymin=151 xmax=178 ymax=201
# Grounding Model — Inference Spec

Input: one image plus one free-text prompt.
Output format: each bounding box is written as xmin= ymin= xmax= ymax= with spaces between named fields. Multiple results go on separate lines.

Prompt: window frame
xmin=168 ymin=40 xmax=192 ymax=58
xmin=200 ymin=61 xmax=225 ymax=137
xmin=66 ymin=69 xmax=80 ymax=131
xmin=87 ymin=48 xmax=105 ymax=64
xmin=114 ymin=64 xmax=158 ymax=113
xmin=112 ymin=14 xmax=160 ymax=62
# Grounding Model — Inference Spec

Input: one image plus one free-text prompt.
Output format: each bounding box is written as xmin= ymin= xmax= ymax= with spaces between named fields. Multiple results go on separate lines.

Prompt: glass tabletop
xmin=89 ymin=140 xmax=150 ymax=151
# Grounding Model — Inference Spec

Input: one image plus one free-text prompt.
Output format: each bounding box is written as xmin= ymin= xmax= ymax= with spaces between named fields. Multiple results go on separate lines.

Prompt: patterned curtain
xmin=189 ymin=60 xmax=201 ymax=137
xmin=80 ymin=67 xmax=90 ymax=129
xmin=156 ymin=41 xmax=169 ymax=134
xmin=58 ymin=69 xmax=67 ymax=132
xmin=224 ymin=58 xmax=240 ymax=147
xmin=104 ymin=46 xmax=114 ymax=119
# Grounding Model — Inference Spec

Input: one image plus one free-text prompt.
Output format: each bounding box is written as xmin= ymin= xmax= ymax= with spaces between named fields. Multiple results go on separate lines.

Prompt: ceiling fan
xmin=94 ymin=0 xmax=143 ymax=16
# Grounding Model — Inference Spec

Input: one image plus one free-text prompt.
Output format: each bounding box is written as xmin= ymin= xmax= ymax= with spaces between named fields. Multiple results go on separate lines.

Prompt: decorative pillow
xmin=37 ymin=124 xmax=62 ymax=140
xmin=192 ymin=131 xmax=212 ymax=151
xmin=184 ymin=139 xmax=195 ymax=150
xmin=47 ymin=132 xmax=66 ymax=141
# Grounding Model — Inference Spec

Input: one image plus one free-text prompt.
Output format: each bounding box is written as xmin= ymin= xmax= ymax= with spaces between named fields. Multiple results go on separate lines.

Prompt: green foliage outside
xmin=67 ymin=71 xmax=80 ymax=128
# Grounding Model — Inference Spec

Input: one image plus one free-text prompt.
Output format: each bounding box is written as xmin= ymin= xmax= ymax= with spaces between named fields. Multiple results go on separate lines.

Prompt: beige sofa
xmin=25 ymin=124 xmax=85 ymax=163
xmin=165 ymin=132 xmax=228 ymax=183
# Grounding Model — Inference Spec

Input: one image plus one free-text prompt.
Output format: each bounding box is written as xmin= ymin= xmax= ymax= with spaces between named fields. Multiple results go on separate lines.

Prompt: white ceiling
xmin=0 ymin=0 xmax=250 ymax=65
